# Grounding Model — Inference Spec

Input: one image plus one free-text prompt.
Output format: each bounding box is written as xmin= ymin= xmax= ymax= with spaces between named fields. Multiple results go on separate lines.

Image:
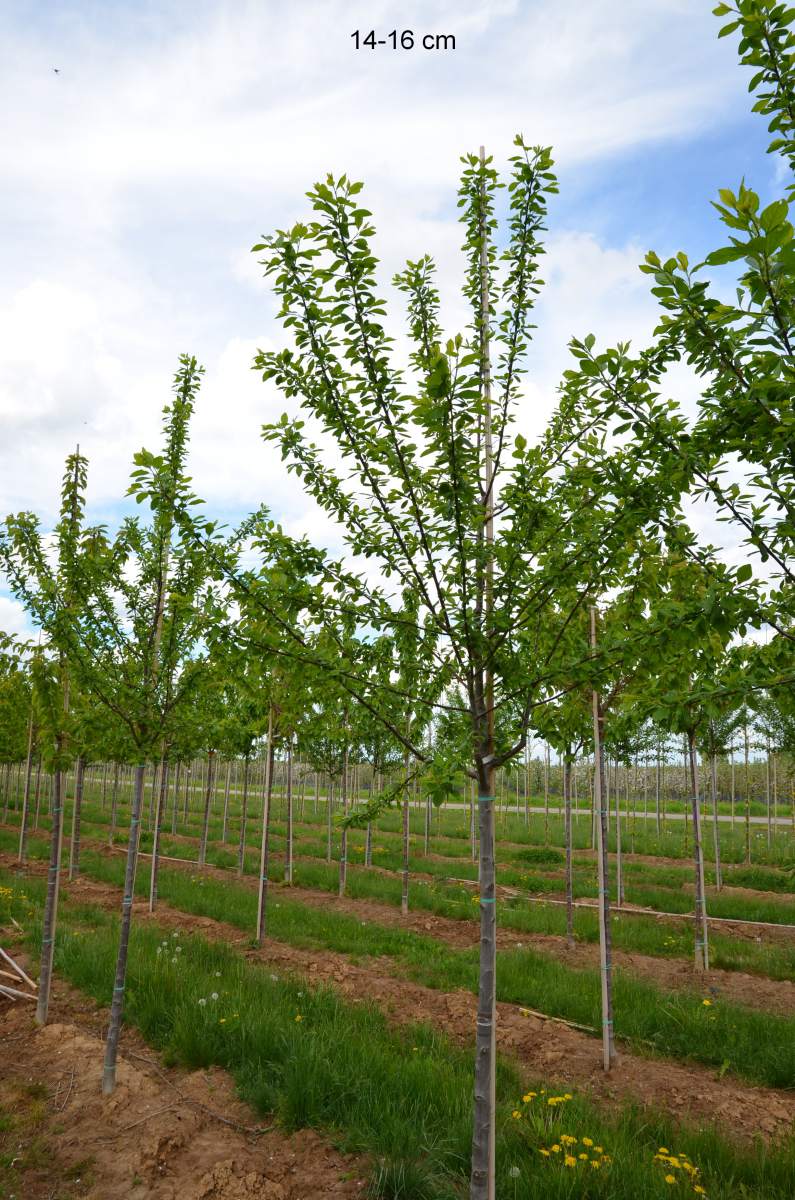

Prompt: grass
xmin=14 ymin=848 xmax=795 ymax=1091
xmin=2 ymin=868 xmax=795 ymax=1199
xmin=5 ymin=821 xmax=795 ymax=986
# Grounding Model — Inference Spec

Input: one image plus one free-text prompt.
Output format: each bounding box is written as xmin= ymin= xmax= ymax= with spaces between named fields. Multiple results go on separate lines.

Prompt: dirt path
xmin=7 ymin=857 xmax=795 ymax=1145
xmin=7 ymin=838 xmax=795 ymax=1012
xmin=95 ymin=842 xmax=795 ymax=1014
xmin=0 ymin=958 xmax=366 ymax=1199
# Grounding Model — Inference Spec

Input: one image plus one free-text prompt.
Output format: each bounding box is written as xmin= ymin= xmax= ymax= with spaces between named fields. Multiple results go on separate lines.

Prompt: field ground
xmin=2 ymin=786 xmax=795 ymax=1198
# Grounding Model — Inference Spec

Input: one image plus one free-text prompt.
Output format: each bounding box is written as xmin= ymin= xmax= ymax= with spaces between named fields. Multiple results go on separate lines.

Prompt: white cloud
xmin=0 ymin=0 xmax=757 ymax=557
xmin=0 ymin=595 xmax=31 ymax=640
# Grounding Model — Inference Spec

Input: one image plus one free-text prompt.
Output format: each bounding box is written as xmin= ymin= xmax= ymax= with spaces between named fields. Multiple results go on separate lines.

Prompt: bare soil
xmin=0 ymin=951 xmax=366 ymax=1200
xmin=95 ymin=842 xmax=795 ymax=1015
xmin=6 ymin=856 xmax=795 ymax=1145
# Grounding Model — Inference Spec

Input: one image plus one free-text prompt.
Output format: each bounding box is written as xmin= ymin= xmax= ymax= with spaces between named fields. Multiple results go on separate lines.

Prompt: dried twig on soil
xmin=55 ymin=1065 xmax=76 ymax=1112
xmin=96 ymin=1103 xmax=176 ymax=1138
xmin=517 ymin=1005 xmax=596 ymax=1034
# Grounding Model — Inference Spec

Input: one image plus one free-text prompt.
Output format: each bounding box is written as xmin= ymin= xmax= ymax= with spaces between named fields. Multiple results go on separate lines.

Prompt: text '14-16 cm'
xmin=351 ymin=30 xmax=456 ymax=51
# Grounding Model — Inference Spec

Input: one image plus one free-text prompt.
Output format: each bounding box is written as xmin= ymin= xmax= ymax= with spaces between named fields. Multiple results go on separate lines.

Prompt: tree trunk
xmin=326 ymin=779 xmax=333 ymax=863
xmin=221 ymin=760 xmax=232 ymax=843
xmin=543 ymin=743 xmax=549 ymax=842
xmin=32 ymin=757 xmax=43 ymax=832
xmin=688 ymin=731 xmax=709 ymax=972
xmin=766 ymin=746 xmax=772 ymax=850
xmin=563 ymin=751 xmax=574 ymax=948
xmin=401 ymin=746 xmax=411 ymax=916
xmin=285 ymin=740 xmax=294 ymax=885
xmin=36 ymin=759 xmax=65 ymax=1026
xmin=108 ymin=762 xmax=120 ymax=847
xmin=68 ymin=755 xmax=85 ymax=881
xmin=470 ymin=144 xmax=497 ymax=1200
xmin=730 ymin=753 xmax=735 ymax=828
xmin=255 ymin=709 xmax=275 ymax=944
xmin=102 ymin=763 xmax=145 ymax=1094
xmin=710 ymin=754 xmax=722 ymax=891
xmin=338 ymin=742 xmax=349 ymax=897
xmin=149 ymin=757 xmax=169 ymax=912
xmin=591 ymin=608 xmax=616 ymax=1071
xmin=744 ymin=724 xmax=751 ymax=864
xmin=237 ymin=757 xmax=250 ymax=876
xmin=17 ymin=714 xmax=35 ymax=865
xmin=614 ymin=765 xmax=624 ymax=906
xmin=198 ymin=750 xmax=217 ymax=868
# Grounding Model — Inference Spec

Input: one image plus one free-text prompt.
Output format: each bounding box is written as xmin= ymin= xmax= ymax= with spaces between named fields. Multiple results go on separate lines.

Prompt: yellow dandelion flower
xmin=219 ymin=1018 xmax=226 ymax=1024
xmin=693 ymin=1188 xmax=706 ymax=1196
xmin=511 ymin=1110 xmax=522 ymax=1119
xmin=665 ymin=1176 xmax=677 ymax=1185
xmin=551 ymin=1144 xmax=560 ymax=1153
xmin=564 ymin=1155 xmax=576 ymax=1168
xmin=539 ymin=1149 xmax=550 ymax=1157
xmin=659 ymin=1148 xmax=669 ymax=1155
xmin=294 ymin=1014 xmax=303 ymax=1022
xmin=560 ymin=1135 xmax=576 ymax=1145
xmin=578 ymin=1153 xmax=588 ymax=1161
xmin=582 ymin=1137 xmax=593 ymax=1147
xmin=702 ymin=999 xmax=712 ymax=1007
xmin=522 ymin=1092 xmax=536 ymax=1102
xmin=590 ymin=1160 xmax=601 ymax=1169
xmin=595 ymin=1146 xmax=603 ymax=1154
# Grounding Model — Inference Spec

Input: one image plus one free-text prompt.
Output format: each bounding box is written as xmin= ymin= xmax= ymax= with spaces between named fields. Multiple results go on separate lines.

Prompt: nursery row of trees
xmin=2 ymin=3 xmax=795 ymax=1196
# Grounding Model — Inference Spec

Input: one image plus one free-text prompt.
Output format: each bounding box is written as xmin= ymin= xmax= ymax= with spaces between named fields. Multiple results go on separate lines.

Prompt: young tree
xmin=247 ymin=138 xmax=691 ymax=1196
xmin=1 ymin=358 xmax=216 ymax=1093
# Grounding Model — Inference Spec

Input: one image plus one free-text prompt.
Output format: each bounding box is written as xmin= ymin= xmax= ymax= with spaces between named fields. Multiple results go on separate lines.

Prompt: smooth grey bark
xmin=285 ymin=740 xmax=294 ymax=884
xmin=338 ymin=743 xmax=349 ymax=897
xmin=591 ymin=608 xmax=616 ymax=1071
xmin=255 ymin=711 xmax=275 ymax=945
xmin=744 ymin=724 xmax=751 ymax=864
xmin=563 ymin=753 xmax=574 ymax=948
xmin=36 ymin=762 xmax=65 ymax=1026
xmin=470 ymin=777 xmax=497 ymax=1199
xmin=614 ymin=765 xmax=624 ymax=906
xmin=17 ymin=713 xmax=35 ymax=865
xmin=32 ymin=757 xmax=43 ymax=832
xmin=237 ymin=756 xmax=250 ymax=876
xmin=766 ymin=746 xmax=772 ymax=850
xmin=326 ymin=779 xmax=333 ymax=863
xmin=171 ymin=760 xmax=181 ymax=835
xmin=108 ymin=761 xmax=120 ymax=847
xmin=401 ymin=746 xmax=411 ymax=916
xmin=149 ymin=757 xmax=169 ymax=912
xmin=68 ymin=755 xmax=86 ymax=881
xmin=710 ymin=754 xmax=723 ymax=891
xmin=221 ymin=759 xmax=232 ymax=843
xmin=102 ymin=763 xmax=145 ymax=1094
xmin=198 ymin=750 xmax=217 ymax=868
xmin=688 ymin=732 xmax=710 ymax=973
xmin=470 ymin=144 xmax=497 ymax=1200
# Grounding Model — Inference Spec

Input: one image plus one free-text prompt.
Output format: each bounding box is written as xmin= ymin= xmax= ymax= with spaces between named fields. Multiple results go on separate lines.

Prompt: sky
xmin=0 ymin=0 xmax=780 ymax=639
